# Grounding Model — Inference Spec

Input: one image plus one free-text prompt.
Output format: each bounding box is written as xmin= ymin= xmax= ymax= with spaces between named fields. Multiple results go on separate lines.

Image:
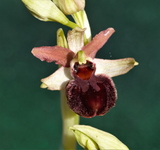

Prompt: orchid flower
xmin=21 ymin=0 xmax=138 ymax=149
xmin=31 ymin=27 xmax=138 ymax=118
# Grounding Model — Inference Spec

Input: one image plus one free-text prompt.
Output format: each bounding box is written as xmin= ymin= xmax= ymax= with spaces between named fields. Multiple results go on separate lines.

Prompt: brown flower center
xmin=73 ymin=61 xmax=95 ymax=80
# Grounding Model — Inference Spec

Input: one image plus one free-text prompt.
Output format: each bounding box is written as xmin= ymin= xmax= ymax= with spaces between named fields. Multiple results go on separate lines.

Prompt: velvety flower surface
xmin=32 ymin=28 xmax=138 ymax=117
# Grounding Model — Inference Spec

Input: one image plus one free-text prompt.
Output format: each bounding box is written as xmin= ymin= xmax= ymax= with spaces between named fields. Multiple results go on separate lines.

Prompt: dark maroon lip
xmin=66 ymin=60 xmax=117 ymax=118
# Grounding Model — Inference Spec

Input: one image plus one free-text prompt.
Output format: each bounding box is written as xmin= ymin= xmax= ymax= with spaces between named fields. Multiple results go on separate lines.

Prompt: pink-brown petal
xmin=82 ymin=28 xmax=115 ymax=58
xmin=31 ymin=45 xmax=74 ymax=67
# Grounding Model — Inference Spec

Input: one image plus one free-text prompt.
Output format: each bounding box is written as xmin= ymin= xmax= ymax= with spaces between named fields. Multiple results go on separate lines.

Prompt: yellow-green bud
xmin=70 ymin=125 xmax=129 ymax=150
xmin=21 ymin=0 xmax=79 ymax=28
xmin=52 ymin=0 xmax=85 ymax=15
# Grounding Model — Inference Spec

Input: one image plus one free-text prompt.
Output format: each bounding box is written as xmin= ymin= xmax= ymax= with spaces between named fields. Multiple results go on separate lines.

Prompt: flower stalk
xmin=60 ymin=88 xmax=79 ymax=150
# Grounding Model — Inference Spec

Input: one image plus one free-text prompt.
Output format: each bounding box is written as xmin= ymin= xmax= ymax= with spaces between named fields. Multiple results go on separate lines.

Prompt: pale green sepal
xmin=41 ymin=67 xmax=71 ymax=90
xmin=70 ymin=125 xmax=129 ymax=150
xmin=95 ymin=58 xmax=138 ymax=77
xmin=21 ymin=0 xmax=78 ymax=28
xmin=57 ymin=28 xmax=68 ymax=48
xmin=67 ymin=27 xmax=85 ymax=53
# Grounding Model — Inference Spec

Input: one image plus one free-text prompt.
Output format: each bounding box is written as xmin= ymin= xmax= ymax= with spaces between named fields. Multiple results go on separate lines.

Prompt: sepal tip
xmin=40 ymin=83 xmax=48 ymax=89
xmin=134 ymin=61 xmax=139 ymax=66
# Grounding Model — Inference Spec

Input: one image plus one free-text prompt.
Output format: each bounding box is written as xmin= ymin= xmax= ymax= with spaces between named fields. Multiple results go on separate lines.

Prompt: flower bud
xmin=70 ymin=125 xmax=129 ymax=150
xmin=52 ymin=0 xmax=85 ymax=15
xmin=21 ymin=0 xmax=78 ymax=28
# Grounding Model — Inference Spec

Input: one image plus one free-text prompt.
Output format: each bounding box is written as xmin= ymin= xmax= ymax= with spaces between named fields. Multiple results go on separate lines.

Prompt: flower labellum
xmin=66 ymin=51 xmax=117 ymax=118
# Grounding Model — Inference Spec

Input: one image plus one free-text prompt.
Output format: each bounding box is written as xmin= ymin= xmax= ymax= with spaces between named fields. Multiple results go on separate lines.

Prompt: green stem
xmin=60 ymin=88 xmax=79 ymax=150
xmin=65 ymin=20 xmax=80 ymax=29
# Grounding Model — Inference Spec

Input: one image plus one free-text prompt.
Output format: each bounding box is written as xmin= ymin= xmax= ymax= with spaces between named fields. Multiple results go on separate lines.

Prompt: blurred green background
xmin=1 ymin=0 xmax=160 ymax=149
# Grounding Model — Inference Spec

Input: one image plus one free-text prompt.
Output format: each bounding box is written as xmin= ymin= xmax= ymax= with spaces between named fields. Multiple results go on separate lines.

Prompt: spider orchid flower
xmin=31 ymin=27 xmax=138 ymax=118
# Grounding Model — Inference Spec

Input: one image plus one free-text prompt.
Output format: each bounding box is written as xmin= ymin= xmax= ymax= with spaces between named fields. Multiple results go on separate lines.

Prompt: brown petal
xmin=31 ymin=46 xmax=74 ymax=67
xmin=82 ymin=28 xmax=115 ymax=58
